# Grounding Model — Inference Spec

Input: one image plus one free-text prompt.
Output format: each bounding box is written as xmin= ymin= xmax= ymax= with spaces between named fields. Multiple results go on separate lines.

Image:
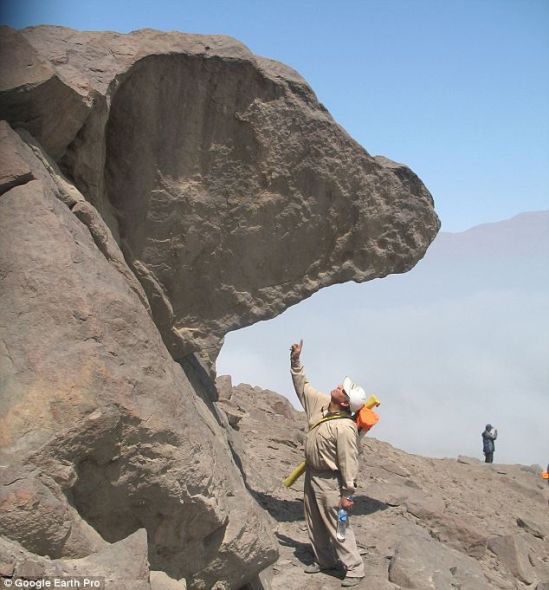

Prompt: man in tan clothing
xmin=290 ymin=339 xmax=366 ymax=588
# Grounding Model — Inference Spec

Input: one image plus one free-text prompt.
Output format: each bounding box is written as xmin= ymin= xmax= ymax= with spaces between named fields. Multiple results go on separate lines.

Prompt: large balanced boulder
xmin=1 ymin=25 xmax=439 ymax=589
xmin=1 ymin=25 xmax=439 ymax=366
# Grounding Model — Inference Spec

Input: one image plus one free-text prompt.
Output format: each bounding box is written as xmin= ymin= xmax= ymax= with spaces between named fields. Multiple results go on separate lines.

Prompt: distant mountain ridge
xmin=441 ymin=210 xmax=549 ymax=244
xmin=426 ymin=210 xmax=549 ymax=287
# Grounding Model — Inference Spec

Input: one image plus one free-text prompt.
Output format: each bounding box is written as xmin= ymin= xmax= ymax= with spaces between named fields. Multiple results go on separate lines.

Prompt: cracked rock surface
xmin=1 ymin=25 xmax=439 ymax=366
xmin=0 ymin=122 xmax=276 ymax=589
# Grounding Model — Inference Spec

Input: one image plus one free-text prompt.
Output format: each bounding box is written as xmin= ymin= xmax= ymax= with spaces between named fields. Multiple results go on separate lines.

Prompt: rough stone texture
xmin=457 ymin=455 xmax=483 ymax=466
xmin=487 ymin=534 xmax=536 ymax=585
xmin=0 ymin=121 xmax=33 ymax=195
xmin=517 ymin=516 xmax=546 ymax=539
xmin=216 ymin=378 xmax=549 ymax=590
xmin=0 ymin=465 xmax=106 ymax=559
xmin=388 ymin=535 xmax=491 ymax=589
xmin=0 ymin=26 xmax=91 ymax=161
xmin=0 ymin=25 xmax=440 ymax=366
xmin=0 ymin=529 xmax=151 ymax=589
xmin=0 ymin=126 xmax=277 ymax=589
xmin=150 ymin=570 xmax=188 ymax=590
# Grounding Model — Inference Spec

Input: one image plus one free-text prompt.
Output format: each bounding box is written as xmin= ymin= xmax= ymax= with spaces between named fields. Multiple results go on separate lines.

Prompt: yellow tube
xmin=365 ymin=394 xmax=380 ymax=409
xmin=283 ymin=461 xmax=306 ymax=488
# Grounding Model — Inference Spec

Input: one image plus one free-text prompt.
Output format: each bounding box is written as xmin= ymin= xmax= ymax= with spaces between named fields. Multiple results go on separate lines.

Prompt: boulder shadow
xmin=274 ymin=532 xmax=345 ymax=578
xmin=352 ymin=494 xmax=390 ymax=516
xmin=250 ymin=490 xmax=304 ymax=522
xmin=275 ymin=532 xmax=314 ymax=565
xmin=250 ymin=491 xmax=389 ymax=523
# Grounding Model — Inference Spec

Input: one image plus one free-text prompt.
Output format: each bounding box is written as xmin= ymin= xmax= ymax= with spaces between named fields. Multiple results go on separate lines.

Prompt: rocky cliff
xmin=217 ymin=377 xmax=549 ymax=590
xmin=0 ymin=26 xmax=439 ymax=589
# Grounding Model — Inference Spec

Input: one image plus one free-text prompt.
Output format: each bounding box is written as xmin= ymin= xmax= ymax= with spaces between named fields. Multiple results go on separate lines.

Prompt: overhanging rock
xmin=1 ymin=25 xmax=440 ymax=366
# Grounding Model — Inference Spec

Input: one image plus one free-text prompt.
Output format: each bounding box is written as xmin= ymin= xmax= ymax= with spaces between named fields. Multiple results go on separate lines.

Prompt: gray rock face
xmin=1 ymin=25 xmax=439 ymax=366
xmin=0 ymin=464 xmax=106 ymax=559
xmin=1 ymin=24 xmax=439 ymax=590
xmin=388 ymin=535 xmax=491 ymax=589
xmin=487 ymin=534 xmax=536 ymax=585
xmin=0 ymin=529 xmax=154 ymax=589
xmin=0 ymin=26 xmax=91 ymax=162
xmin=0 ymin=123 xmax=276 ymax=589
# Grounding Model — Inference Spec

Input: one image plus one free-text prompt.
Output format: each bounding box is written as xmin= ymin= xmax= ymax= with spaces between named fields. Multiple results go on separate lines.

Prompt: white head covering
xmin=343 ymin=376 xmax=367 ymax=413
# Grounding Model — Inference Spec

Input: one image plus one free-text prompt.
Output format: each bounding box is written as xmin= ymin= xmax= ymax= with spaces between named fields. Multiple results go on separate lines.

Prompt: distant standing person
xmin=482 ymin=424 xmax=498 ymax=463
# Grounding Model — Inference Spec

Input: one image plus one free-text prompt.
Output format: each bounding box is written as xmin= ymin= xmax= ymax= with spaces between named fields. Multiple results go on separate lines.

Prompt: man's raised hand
xmin=290 ymin=339 xmax=303 ymax=364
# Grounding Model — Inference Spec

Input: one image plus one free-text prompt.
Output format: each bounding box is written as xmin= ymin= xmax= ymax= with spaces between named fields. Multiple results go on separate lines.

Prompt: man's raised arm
xmin=290 ymin=339 xmax=325 ymax=416
xmin=290 ymin=339 xmax=309 ymax=410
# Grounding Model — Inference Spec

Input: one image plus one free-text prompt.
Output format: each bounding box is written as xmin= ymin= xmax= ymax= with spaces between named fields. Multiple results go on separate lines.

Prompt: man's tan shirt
xmin=291 ymin=362 xmax=359 ymax=496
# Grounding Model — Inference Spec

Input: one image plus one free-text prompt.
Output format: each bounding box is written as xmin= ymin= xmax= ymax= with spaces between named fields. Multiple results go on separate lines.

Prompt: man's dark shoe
xmin=304 ymin=562 xmax=339 ymax=574
xmin=341 ymin=576 xmax=364 ymax=587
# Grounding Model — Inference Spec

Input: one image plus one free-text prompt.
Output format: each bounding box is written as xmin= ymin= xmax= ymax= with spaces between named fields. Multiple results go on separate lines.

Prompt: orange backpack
xmin=356 ymin=405 xmax=380 ymax=433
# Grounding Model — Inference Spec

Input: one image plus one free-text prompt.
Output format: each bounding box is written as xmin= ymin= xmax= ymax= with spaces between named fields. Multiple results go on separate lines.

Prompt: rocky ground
xmin=215 ymin=376 xmax=549 ymax=590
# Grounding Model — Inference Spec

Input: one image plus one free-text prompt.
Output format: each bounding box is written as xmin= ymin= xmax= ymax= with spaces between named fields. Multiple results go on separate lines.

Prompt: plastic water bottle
xmin=336 ymin=508 xmax=349 ymax=541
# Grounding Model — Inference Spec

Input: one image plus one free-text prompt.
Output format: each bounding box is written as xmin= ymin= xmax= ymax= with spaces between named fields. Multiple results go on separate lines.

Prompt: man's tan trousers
xmin=304 ymin=469 xmax=365 ymax=578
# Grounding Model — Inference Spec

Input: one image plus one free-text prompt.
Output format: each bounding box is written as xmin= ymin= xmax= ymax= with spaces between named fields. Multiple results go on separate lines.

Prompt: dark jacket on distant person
xmin=482 ymin=424 xmax=497 ymax=454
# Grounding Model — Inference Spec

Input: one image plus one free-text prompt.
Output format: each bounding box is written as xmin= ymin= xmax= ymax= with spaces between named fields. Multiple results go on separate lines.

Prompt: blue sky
xmin=2 ymin=0 xmax=548 ymax=231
